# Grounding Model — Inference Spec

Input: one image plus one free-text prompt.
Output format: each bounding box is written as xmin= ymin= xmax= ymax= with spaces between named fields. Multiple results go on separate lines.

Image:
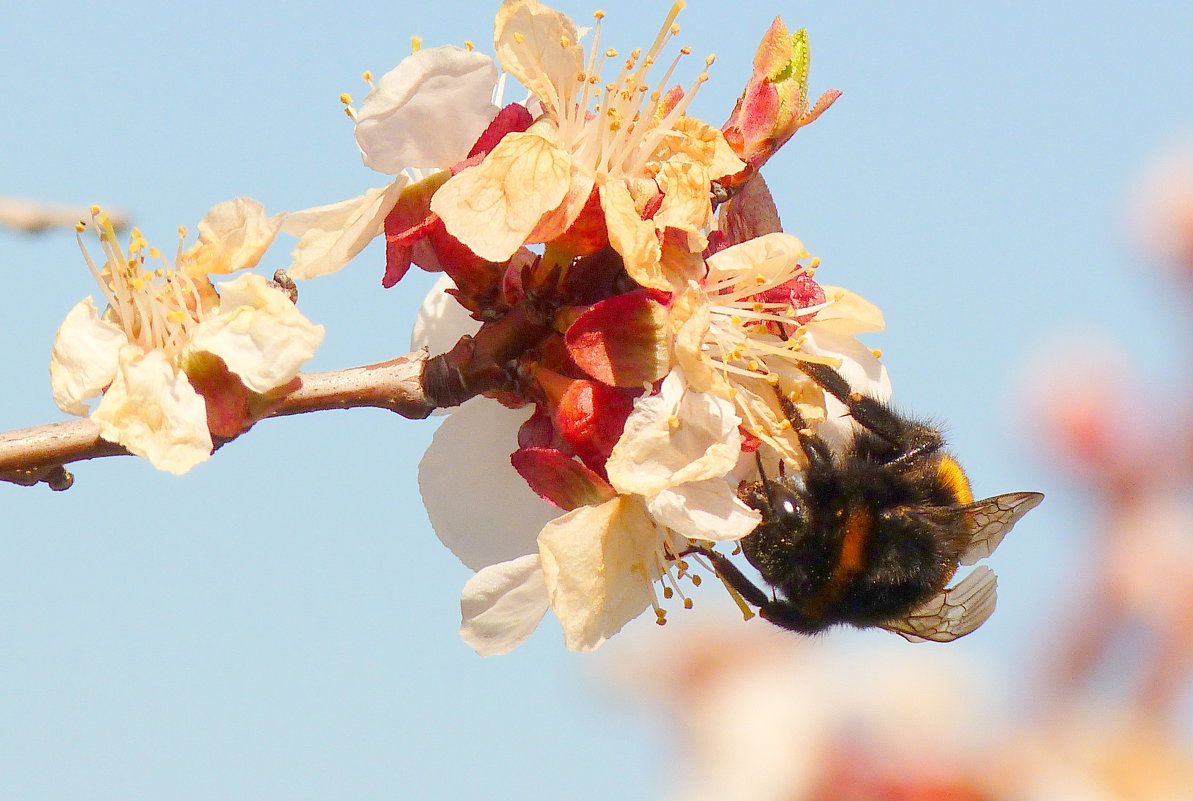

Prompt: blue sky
xmin=2 ymin=2 xmax=1192 ymax=799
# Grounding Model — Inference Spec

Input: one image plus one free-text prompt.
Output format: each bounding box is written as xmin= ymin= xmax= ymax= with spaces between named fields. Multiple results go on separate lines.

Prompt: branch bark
xmin=0 ymin=350 xmax=432 ymax=490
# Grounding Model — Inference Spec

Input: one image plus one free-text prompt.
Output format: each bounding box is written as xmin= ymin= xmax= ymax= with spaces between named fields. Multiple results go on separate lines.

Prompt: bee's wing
xmin=958 ymin=491 xmax=1044 ymax=566
xmin=881 ymin=566 xmax=998 ymax=643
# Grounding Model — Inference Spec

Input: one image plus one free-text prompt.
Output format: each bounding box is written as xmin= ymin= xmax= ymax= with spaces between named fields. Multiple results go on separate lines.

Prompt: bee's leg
xmin=795 ymin=360 xmax=942 ymax=460
xmin=770 ymin=388 xmax=835 ymax=469
xmin=689 ymin=545 xmax=772 ymax=610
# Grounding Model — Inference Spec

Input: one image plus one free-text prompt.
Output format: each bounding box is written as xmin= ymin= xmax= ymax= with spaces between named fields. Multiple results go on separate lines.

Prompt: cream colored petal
xmin=600 ymin=180 xmax=664 ymax=290
xmin=705 ymin=231 xmax=808 ymax=287
xmin=656 ymin=116 xmax=747 ymax=180
xmin=282 ymin=178 xmax=408 ymax=279
xmin=538 ymin=496 xmax=658 ymax=652
xmin=356 ymin=46 xmax=499 ymax=173
xmin=493 ymin=0 xmax=583 ymax=115
xmin=654 ymin=160 xmax=714 ymax=238
xmin=183 ymin=197 xmax=282 ymax=276
xmin=187 ymin=273 xmax=324 ymax=393
xmin=606 ymin=370 xmax=742 ymax=496
xmin=431 ymin=130 xmax=572 ymax=262
xmin=92 ymin=346 xmax=213 ymax=475
xmin=671 ymin=286 xmax=715 ymax=393
xmin=49 ymin=297 xmax=127 ymax=416
xmin=525 ymin=168 xmax=595 ymax=244
xmin=646 ymin=481 xmax=762 ymax=542
xmin=459 ymin=554 xmax=550 ymax=656
xmin=810 ymin=285 xmax=886 ymax=335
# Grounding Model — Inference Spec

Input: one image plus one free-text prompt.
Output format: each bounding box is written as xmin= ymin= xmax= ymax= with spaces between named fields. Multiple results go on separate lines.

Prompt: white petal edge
xmin=647 ymin=480 xmax=762 ymax=542
xmin=459 ymin=553 xmax=550 ymax=656
xmin=606 ymin=371 xmax=742 ymax=496
xmin=419 ymin=399 xmax=560 ymax=570
xmin=49 ymin=297 xmax=127 ymax=415
xmin=356 ymin=46 xmax=500 ymax=173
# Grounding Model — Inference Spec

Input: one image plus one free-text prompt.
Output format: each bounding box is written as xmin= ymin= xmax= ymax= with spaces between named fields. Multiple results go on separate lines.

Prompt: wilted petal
xmin=459 ymin=553 xmax=550 ymax=656
xmin=646 ymin=480 xmax=762 ymax=542
xmin=538 ymin=495 xmax=658 ymax=652
xmin=431 ymin=129 xmax=572 ymax=262
xmin=187 ymin=273 xmax=325 ymax=393
xmin=283 ymin=179 xmax=408 ymax=279
xmin=493 ymin=0 xmax=584 ymax=113
xmin=419 ymin=400 xmax=560 ymax=570
xmin=356 ymin=46 xmax=500 ymax=173
xmin=49 ymin=297 xmax=127 ymax=415
xmin=600 ymin=180 xmax=664 ymax=290
xmin=183 ymin=197 xmax=282 ymax=276
xmin=606 ymin=370 xmax=742 ymax=496
xmin=92 ymin=346 xmax=213 ymax=474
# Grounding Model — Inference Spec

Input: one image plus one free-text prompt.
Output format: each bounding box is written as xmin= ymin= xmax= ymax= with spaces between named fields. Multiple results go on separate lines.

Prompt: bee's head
xmin=763 ymin=476 xmax=812 ymax=536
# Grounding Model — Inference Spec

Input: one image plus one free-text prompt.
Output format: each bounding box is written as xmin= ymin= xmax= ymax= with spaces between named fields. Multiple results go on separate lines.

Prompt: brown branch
xmin=0 ymin=350 xmax=433 ymax=490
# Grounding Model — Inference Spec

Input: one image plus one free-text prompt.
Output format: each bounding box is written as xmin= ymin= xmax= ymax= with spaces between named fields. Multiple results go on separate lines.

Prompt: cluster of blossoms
xmin=51 ymin=0 xmax=887 ymax=653
xmin=52 ymin=199 xmax=324 ymax=474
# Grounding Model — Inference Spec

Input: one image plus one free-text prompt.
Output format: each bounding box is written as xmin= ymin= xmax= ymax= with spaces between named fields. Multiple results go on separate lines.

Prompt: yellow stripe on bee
xmin=936 ymin=455 xmax=973 ymax=505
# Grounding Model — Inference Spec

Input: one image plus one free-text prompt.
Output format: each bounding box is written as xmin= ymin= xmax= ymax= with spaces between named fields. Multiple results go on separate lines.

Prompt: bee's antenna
xmin=753 ymin=449 xmax=783 ymax=517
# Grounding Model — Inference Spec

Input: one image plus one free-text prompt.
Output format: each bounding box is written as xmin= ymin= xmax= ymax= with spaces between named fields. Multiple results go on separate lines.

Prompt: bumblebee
xmin=699 ymin=361 xmax=1043 ymax=642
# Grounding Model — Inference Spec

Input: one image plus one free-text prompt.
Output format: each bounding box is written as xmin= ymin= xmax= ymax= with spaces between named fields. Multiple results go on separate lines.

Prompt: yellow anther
xmin=514 ymin=32 xmax=525 ymax=44
xmin=167 ymin=309 xmax=188 ymax=323
xmin=662 ymin=586 xmax=674 ymax=599
xmin=679 ymin=46 xmax=691 ymax=55
xmin=463 ymin=41 xmax=474 ymax=51
xmin=746 ymin=360 xmax=760 ymax=371
xmin=605 ymin=48 xmax=617 ymax=58
xmin=752 ymin=302 xmax=764 ymax=313
xmin=361 ymin=70 xmax=373 ymax=82
xmin=691 ymin=574 xmax=702 ymax=587
xmin=730 ymin=315 xmax=743 ymax=326
xmin=340 ymin=93 xmax=353 ymax=105
xmin=705 ymin=54 xmax=716 ymax=67
xmin=777 ymin=419 xmax=792 ymax=431
xmin=593 ymin=9 xmax=605 ymax=20
xmin=670 ymin=23 xmax=680 ymax=36
xmin=75 ymin=221 xmax=86 ymax=232
xmin=560 ymin=35 xmax=571 ymax=48
xmin=667 ymin=415 xmax=681 ymax=430
xmin=683 ymin=598 xmax=693 ymax=610
xmin=755 ymin=274 xmax=767 ymax=284
xmin=727 ymin=387 xmax=738 ymax=398
xmin=178 ymin=225 xmax=188 ymax=239
xmin=89 ymin=205 xmax=100 ymax=215
xmin=809 ymin=256 xmax=821 ymax=269
xmin=765 ymin=373 xmax=780 ymax=385
xmin=411 ymin=35 xmax=423 ymax=52
xmin=871 ymin=349 xmax=883 ymax=359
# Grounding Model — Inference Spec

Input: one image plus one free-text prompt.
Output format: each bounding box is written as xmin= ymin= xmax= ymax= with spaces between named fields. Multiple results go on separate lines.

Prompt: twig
xmin=1 ymin=350 xmax=431 ymax=490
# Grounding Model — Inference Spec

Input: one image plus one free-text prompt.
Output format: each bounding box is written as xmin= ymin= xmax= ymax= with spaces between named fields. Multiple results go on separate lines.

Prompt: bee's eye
xmin=767 ymin=481 xmax=810 ymax=533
